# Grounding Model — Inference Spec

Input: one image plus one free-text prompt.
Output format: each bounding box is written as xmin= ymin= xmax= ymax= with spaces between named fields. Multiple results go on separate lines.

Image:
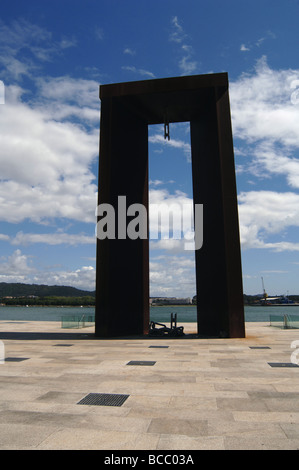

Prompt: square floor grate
xmin=149 ymin=345 xmax=169 ymax=348
xmin=268 ymin=362 xmax=299 ymax=368
xmin=77 ymin=393 xmax=129 ymax=407
xmin=5 ymin=357 xmax=29 ymax=362
xmin=127 ymin=360 xmax=156 ymax=366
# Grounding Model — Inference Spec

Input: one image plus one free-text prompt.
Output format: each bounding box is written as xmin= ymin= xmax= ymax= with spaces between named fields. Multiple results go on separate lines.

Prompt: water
xmin=0 ymin=304 xmax=298 ymax=323
xmin=150 ymin=305 xmax=299 ymax=323
xmin=0 ymin=306 xmax=92 ymax=322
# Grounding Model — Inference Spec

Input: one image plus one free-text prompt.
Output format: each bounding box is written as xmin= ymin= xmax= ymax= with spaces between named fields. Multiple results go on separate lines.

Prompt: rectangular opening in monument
xmin=148 ymin=122 xmax=196 ymax=321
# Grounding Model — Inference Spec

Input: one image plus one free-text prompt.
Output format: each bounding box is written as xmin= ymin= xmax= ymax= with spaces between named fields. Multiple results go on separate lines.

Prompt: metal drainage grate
xmin=53 ymin=344 xmax=73 ymax=347
xmin=268 ymin=362 xmax=299 ymax=368
xmin=77 ymin=393 xmax=129 ymax=407
xmin=5 ymin=357 xmax=29 ymax=362
xmin=149 ymin=345 xmax=169 ymax=349
xmin=250 ymin=346 xmax=271 ymax=349
xmin=127 ymin=360 xmax=156 ymax=366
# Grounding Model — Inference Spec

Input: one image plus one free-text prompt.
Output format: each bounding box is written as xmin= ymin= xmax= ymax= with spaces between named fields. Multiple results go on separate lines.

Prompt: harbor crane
xmin=261 ymin=277 xmax=268 ymax=302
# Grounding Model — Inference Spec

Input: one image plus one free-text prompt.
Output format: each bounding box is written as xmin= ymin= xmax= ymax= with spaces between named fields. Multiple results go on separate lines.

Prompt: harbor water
xmin=0 ymin=304 xmax=298 ymax=323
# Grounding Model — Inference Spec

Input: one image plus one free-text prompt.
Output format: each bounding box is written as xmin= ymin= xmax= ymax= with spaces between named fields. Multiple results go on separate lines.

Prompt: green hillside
xmin=0 ymin=282 xmax=95 ymax=297
xmin=0 ymin=282 xmax=95 ymax=305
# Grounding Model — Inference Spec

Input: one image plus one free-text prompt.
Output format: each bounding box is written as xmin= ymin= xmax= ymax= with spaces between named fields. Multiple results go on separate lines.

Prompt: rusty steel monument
xmin=95 ymin=73 xmax=245 ymax=338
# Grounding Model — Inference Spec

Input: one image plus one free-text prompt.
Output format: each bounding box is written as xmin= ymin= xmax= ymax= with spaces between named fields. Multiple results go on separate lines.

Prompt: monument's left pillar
xmin=95 ymin=97 xmax=149 ymax=337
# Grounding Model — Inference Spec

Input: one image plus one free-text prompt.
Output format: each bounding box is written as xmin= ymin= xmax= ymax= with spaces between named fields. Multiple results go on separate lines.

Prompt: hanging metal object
xmin=164 ymin=113 xmax=170 ymax=141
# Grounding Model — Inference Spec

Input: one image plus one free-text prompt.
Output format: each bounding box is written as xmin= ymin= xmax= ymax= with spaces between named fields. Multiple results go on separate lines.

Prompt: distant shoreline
xmin=250 ymin=303 xmax=299 ymax=307
xmin=150 ymin=304 xmax=195 ymax=307
xmin=0 ymin=304 xmax=95 ymax=308
xmin=3 ymin=303 xmax=299 ymax=308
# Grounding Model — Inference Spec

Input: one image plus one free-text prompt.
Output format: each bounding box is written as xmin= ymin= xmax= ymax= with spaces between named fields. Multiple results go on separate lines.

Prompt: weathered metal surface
xmin=96 ymin=74 xmax=245 ymax=338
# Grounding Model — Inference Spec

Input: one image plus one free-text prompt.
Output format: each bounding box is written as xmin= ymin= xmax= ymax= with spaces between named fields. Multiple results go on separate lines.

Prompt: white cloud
xmin=149 ymin=187 xmax=192 ymax=207
xmin=121 ymin=65 xmax=155 ymax=78
xmin=230 ymin=57 xmax=299 ymax=148
xmin=123 ymin=48 xmax=135 ymax=55
xmin=169 ymin=16 xmax=185 ymax=44
xmin=35 ymin=76 xmax=100 ymax=122
xmin=150 ymin=254 xmax=195 ymax=297
xmin=38 ymin=265 xmax=95 ymax=290
xmin=251 ymin=142 xmax=299 ymax=189
xmin=0 ymin=249 xmax=95 ymax=290
xmin=238 ymin=190 xmax=299 ymax=250
xmin=11 ymin=231 xmax=95 ymax=246
xmin=149 ymin=133 xmax=191 ymax=160
xmin=0 ymin=18 xmax=76 ymax=81
xmin=229 ymin=58 xmax=299 ymax=253
xmin=149 ymin=179 xmax=175 ymax=187
xmin=0 ymin=249 xmax=34 ymax=283
xmin=149 ymin=179 xmax=164 ymax=187
xmin=239 ymin=32 xmax=275 ymax=55
xmin=0 ymin=56 xmax=32 ymax=80
xmin=0 ymin=234 xmax=10 ymax=241
xmin=169 ymin=16 xmax=198 ymax=75
xmin=0 ymin=18 xmax=52 ymax=54
xmin=0 ymin=83 xmax=98 ymax=223
xmin=240 ymin=44 xmax=250 ymax=52
xmin=179 ymin=56 xmax=198 ymax=75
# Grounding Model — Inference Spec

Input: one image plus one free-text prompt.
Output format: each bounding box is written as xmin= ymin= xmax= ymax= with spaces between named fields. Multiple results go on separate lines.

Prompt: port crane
xmin=261 ymin=277 xmax=268 ymax=303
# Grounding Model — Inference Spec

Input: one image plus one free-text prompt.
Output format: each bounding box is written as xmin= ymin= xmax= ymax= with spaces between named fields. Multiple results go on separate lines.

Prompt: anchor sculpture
xmin=149 ymin=313 xmax=184 ymax=337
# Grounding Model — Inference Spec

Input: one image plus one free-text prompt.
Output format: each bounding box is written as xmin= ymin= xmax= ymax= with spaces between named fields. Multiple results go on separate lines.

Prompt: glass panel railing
xmin=61 ymin=314 xmax=95 ymax=328
xmin=270 ymin=314 xmax=299 ymax=329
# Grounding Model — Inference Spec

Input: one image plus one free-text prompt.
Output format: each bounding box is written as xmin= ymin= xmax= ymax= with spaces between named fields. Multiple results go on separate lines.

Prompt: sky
xmin=0 ymin=0 xmax=299 ymax=297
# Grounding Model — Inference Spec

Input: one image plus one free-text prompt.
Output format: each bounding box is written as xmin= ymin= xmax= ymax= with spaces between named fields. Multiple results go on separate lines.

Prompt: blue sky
xmin=0 ymin=0 xmax=299 ymax=297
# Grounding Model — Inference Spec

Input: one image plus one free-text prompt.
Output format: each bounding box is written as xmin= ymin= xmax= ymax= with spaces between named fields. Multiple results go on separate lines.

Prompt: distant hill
xmin=0 ymin=282 xmax=95 ymax=298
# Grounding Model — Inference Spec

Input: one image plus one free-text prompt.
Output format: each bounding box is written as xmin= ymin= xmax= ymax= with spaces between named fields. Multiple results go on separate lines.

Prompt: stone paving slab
xmin=0 ymin=320 xmax=299 ymax=450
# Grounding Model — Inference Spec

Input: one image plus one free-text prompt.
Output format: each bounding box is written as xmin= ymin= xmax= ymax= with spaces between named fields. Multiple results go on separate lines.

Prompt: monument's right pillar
xmin=191 ymin=85 xmax=245 ymax=338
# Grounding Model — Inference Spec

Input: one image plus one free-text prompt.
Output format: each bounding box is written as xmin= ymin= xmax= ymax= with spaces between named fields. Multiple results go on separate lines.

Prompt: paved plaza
xmin=0 ymin=320 xmax=299 ymax=450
